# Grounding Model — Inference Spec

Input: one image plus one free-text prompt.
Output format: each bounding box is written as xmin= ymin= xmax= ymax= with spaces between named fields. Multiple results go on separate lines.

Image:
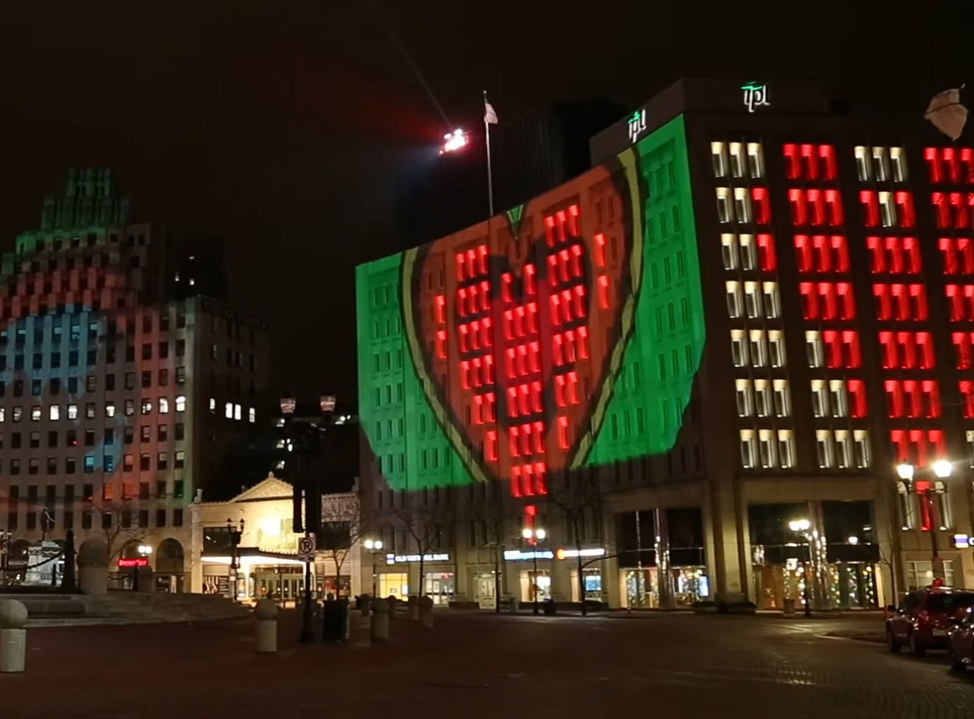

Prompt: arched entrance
xmin=155 ymin=538 xmax=185 ymax=593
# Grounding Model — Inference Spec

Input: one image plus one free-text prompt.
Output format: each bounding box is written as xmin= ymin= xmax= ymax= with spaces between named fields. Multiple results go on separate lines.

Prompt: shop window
xmin=778 ymin=430 xmax=796 ymax=468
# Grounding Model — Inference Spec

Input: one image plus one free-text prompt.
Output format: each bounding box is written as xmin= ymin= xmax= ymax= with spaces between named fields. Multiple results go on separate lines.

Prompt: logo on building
xmin=628 ymin=109 xmax=647 ymax=143
xmin=742 ymin=82 xmax=770 ymax=113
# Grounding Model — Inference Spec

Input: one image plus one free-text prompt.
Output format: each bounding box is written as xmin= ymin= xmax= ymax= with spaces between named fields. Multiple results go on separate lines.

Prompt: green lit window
xmin=652 ymin=264 xmax=659 ymax=290
xmin=660 ymin=213 xmax=668 ymax=239
xmin=664 ymin=257 xmax=672 ymax=283
xmin=672 ymin=207 xmax=681 ymax=233
xmin=636 ymin=408 xmax=645 ymax=434
xmin=624 ymin=412 xmax=631 ymax=437
xmin=610 ymin=414 xmax=618 ymax=440
xmin=421 ymin=449 xmax=428 ymax=470
xmin=658 ymin=354 xmax=667 ymax=380
xmin=655 ymin=309 xmax=663 ymax=333
xmin=668 ymin=303 xmax=676 ymax=330
xmin=667 ymin=161 xmax=676 ymax=188
xmin=681 ymin=298 xmax=690 ymax=325
xmin=685 ymin=345 xmax=693 ymax=372
xmin=632 ymin=362 xmax=641 ymax=388
xmin=676 ymin=251 xmax=685 ymax=277
xmin=671 ymin=349 xmax=679 ymax=375
xmin=662 ymin=400 xmax=670 ymax=429
xmin=375 ymin=423 xmax=382 ymax=441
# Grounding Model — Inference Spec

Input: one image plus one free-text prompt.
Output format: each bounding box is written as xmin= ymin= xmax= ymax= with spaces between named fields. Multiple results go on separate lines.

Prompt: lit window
xmin=758 ymin=429 xmax=776 ymax=468
xmin=209 ymin=398 xmax=216 ymax=413
xmin=738 ymin=234 xmax=756 ymax=270
xmin=898 ymin=482 xmax=917 ymax=530
xmin=747 ymin=142 xmax=765 ymax=179
xmin=142 ymin=400 xmax=153 ymax=415
xmin=30 ymin=406 xmax=41 ymax=422
xmin=878 ymin=191 xmax=897 ymax=227
xmin=773 ymin=379 xmax=791 ymax=418
xmin=733 ymin=187 xmax=752 ymax=224
xmin=67 ymin=404 xmax=78 ymax=420
xmin=762 ymin=282 xmax=780 ymax=318
xmin=744 ymin=281 xmax=762 ymax=318
xmin=730 ymin=330 xmax=748 ymax=367
xmin=176 ymin=396 xmax=187 ymax=412
xmin=234 ymin=404 xmax=242 ymax=421
xmin=835 ymin=430 xmax=852 ymax=469
xmin=749 ymin=330 xmax=767 ymax=368
xmin=811 ymin=380 xmax=829 ymax=418
xmin=105 ymin=402 xmax=116 ymax=418
xmin=721 ymin=234 xmax=738 ymax=270
xmin=854 ymin=146 xmax=871 ymax=181
xmin=805 ymin=331 xmax=823 ymax=368
xmin=754 ymin=380 xmax=771 ymax=417
xmin=249 ymin=407 xmax=256 ymax=423
xmin=49 ymin=405 xmax=60 ymax=421
xmin=740 ymin=430 xmax=756 ymax=468
xmin=725 ymin=281 xmax=742 ymax=318
xmin=768 ymin=330 xmax=786 ymax=367
xmin=967 ymin=430 xmax=974 ymax=468
xmin=872 ymin=147 xmax=889 ymax=182
xmin=815 ymin=430 xmax=834 ymax=468
xmin=829 ymin=380 xmax=848 ymax=418
xmin=225 ymin=402 xmax=233 ymax=419
xmin=853 ymin=430 xmax=871 ymax=468
xmin=159 ymin=398 xmax=169 ymax=414
xmin=729 ymin=142 xmax=745 ymax=178
xmin=778 ymin=430 xmax=796 ymax=468
xmin=735 ymin=379 xmax=753 ymax=417
xmin=716 ymin=188 xmax=733 ymax=223
xmin=890 ymin=147 xmax=908 ymax=182
xmin=711 ymin=142 xmax=728 ymax=178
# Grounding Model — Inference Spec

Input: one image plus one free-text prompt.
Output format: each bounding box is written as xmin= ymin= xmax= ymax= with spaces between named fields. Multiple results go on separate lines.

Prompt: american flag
xmin=484 ymin=101 xmax=498 ymax=125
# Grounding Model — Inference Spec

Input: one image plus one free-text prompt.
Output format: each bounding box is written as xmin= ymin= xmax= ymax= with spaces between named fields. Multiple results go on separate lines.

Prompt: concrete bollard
xmin=407 ymin=595 xmax=420 ymax=621
xmin=360 ymin=594 xmax=373 ymax=617
xmin=255 ymin=599 xmax=278 ymax=654
xmin=418 ymin=596 xmax=434 ymax=630
xmin=387 ymin=595 xmax=398 ymax=618
xmin=371 ymin=598 xmax=390 ymax=641
xmin=508 ymin=597 xmax=519 ymax=614
xmin=0 ymin=600 xmax=28 ymax=673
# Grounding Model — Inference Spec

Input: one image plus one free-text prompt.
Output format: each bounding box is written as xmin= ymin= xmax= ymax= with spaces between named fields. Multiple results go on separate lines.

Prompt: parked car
xmin=886 ymin=583 xmax=974 ymax=656
xmin=948 ymin=608 xmax=974 ymax=672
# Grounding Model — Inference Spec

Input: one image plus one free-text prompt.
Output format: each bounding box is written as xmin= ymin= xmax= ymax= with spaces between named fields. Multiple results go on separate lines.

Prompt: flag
xmin=925 ymin=86 xmax=968 ymax=140
xmin=484 ymin=101 xmax=498 ymax=125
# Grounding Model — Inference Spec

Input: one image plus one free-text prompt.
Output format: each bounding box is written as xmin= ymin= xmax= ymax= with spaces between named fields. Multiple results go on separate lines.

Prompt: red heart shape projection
xmin=403 ymin=161 xmax=641 ymax=497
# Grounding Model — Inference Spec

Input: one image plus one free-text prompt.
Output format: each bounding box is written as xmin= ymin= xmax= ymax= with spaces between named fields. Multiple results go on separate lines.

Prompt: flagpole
xmin=484 ymin=90 xmax=495 ymax=217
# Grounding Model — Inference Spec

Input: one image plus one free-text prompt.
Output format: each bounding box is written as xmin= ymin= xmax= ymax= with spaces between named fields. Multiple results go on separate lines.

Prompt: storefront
xmin=423 ymin=570 xmax=456 ymax=605
xmin=620 ymin=565 xmax=709 ymax=608
xmin=471 ymin=570 xmax=497 ymax=608
xmin=379 ymin=572 xmax=409 ymax=598
xmin=201 ymin=549 xmax=308 ymax=602
xmin=379 ymin=552 xmax=453 ymax=603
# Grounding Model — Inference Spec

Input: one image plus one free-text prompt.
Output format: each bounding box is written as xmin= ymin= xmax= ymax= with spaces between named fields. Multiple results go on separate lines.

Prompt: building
xmin=0 ymin=168 xmax=271 ymax=590
xmin=189 ymin=474 xmax=361 ymax=600
xmin=356 ymin=78 xmax=974 ymax=610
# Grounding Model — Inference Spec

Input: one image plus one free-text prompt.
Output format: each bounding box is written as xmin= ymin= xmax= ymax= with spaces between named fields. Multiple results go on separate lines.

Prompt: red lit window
xmin=917 ymin=332 xmax=935 ymax=369
xmin=532 ymin=420 xmax=545 ymax=454
xmin=558 ymin=249 xmax=571 ymax=283
xmin=513 ymin=308 xmax=524 ymax=338
xmin=799 ymin=282 xmax=818 ymax=319
xmin=468 ymin=321 xmax=481 ymax=351
xmin=953 ymin=332 xmax=972 ymax=369
xmin=556 ymin=210 xmax=568 ymax=243
xmin=878 ymin=331 xmax=897 ymax=369
xmin=783 ymin=144 xmax=800 ymax=179
xmin=597 ymin=275 xmax=610 ymax=310
xmin=789 ymin=189 xmax=808 ymax=226
xmin=507 ymin=386 xmax=518 ymax=418
xmin=434 ymin=295 xmax=446 ymax=324
xmin=807 ymin=189 xmax=826 ymax=226
xmin=961 ymin=381 xmax=974 ymax=419
xmin=946 ymin=285 xmax=964 ymax=321
xmin=910 ymin=284 xmax=928 ymax=320
xmin=546 ymin=254 xmax=558 ymax=287
xmin=594 ymin=234 xmax=606 ymax=267
xmin=519 ymin=423 xmax=531 ymax=456
xmin=891 ymin=430 xmax=909 ymax=464
xmin=509 ymin=467 xmax=521 ymax=497
xmin=929 ymin=430 xmax=946 ymax=459
xmin=820 ymin=145 xmax=838 ymax=181
xmin=544 ymin=216 xmax=555 ymax=246
xmin=939 ymin=237 xmax=958 ymax=274
xmin=944 ymin=148 xmax=961 ymax=184
xmin=516 ymin=345 xmax=528 ymax=377
xmin=505 ymin=349 xmax=517 ymax=380
xmin=903 ymin=237 xmax=921 ymax=274
xmin=836 ymin=283 xmax=855 ymax=320
xmin=812 ymin=235 xmax=830 ymax=272
xmin=890 ymin=284 xmax=908 ymax=320
xmin=903 ymin=380 xmax=921 ymax=418
xmin=751 ymin=187 xmax=771 ymax=224
xmin=533 ymin=462 xmax=547 ymax=495
xmin=824 ymin=189 xmax=844 ymax=226
xmin=823 ymin=330 xmax=842 ymax=369
xmin=961 ymin=238 xmax=974 ymax=274
xmin=963 ymin=149 xmax=974 ymax=183
xmin=818 ymin=282 xmax=837 ymax=320
xmin=922 ymin=380 xmax=941 ymax=418
xmin=503 ymin=310 xmax=514 ymax=340
xmin=518 ymin=383 xmax=530 ymax=416
xmin=951 ymin=192 xmax=969 ymax=229
xmin=885 ymin=380 xmax=904 ymax=418
xmin=466 ymin=249 xmax=476 ymax=275
xmin=573 ymin=286 xmax=586 ymax=318
xmin=549 ymin=295 xmax=561 ymax=326
xmin=472 ymin=394 xmax=483 ymax=423
xmin=933 ymin=192 xmax=950 ymax=229
xmin=570 ymin=245 xmax=583 ymax=278
xmin=520 ymin=466 xmax=534 ymax=496
xmin=567 ymin=204 xmax=580 ymax=236
xmin=756 ymin=234 xmax=776 ymax=271
xmin=485 ymin=431 xmax=497 ymax=462
xmin=874 ymin=284 xmax=892 ymax=320
xmin=885 ymin=237 xmax=904 ymax=274
xmin=458 ymin=325 xmax=469 ymax=353
xmin=897 ymin=331 xmax=916 ymax=369
xmin=565 ymin=371 xmax=579 ymax=405
xmin=484 ymin=392 xmax=495 ymax=421
xmin=455 ymin=252 xmax=466 ymax=281
xmin=848 ymin=379 xmax=867 ymax=418
xmin=966 ymin=285 xmax=974 ymax=319
xmin=526 ymin=303 xmax=538 ymax=333
xmin=910 ymin=430 xmax=929 ymax=469
xmin=554 ymin=375 xmax=566 ymax=408
xmin=842 ymin=331 xmax=862 ymax=368
xmin=477 ymin=245 xmax=488 ymax=275
xmin=860 ymin=191 xmax=880 ymax=227
xmin=925 ymin=147 xmax=943 ymax=184
xmin=481 ymin=318 xmax=492 ymax=348
xmin=457 ymin=288 xmax=468 ymax=318
xmin=552 ymin=335 xmax=564 ymax=366
xmin=866 ymin=237 xmax=885 ymax=273
xmin=557 ymin=416 xmax=569 ymax=450
xmin=895 ymin=192 xmax=915 ymax=227
xmin=794 ymin=235 xmax=813 ymax=273
xmin=501 ymin=273 xmax=512 ymax=303
xmin=800 ymin=144 xmax=817 ymax=179
xmin=564 ymin=333 xmax=576 ymax=365
xmin=560 ymin=289 xmax=573 ymax=324
xmin=831 ymin=236 xmax=849 ymax=272
xmin=480 ymin=281 xmax=491 ymax=311
xmin=530 ymin=381 xmax=542 ymax=413
xmin=508 ymin=427 xmax=520 ymax=458
xmin=528 ymin=342 xmax=540 ymax=374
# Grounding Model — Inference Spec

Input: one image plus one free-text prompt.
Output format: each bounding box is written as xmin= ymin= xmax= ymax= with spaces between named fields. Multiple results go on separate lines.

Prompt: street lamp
xmin=898 ymin=460 xmax=953 ymax=583
xmin=132 ymin=544 xmax=152 ymax=592
xmin=522 ymin=527 xmax=546 ymax=615
xmin=439 ymin=129 xmax=468 ymax=155
xmin=226 ymin=518 xmax=245 ymax=599
xmin=364 ymin=538 xmax=384 ymax=597
xmin=0 ymin=529 xmax=11 ymax=585
xmin=788 ymin=519 xmax=813 ymax=617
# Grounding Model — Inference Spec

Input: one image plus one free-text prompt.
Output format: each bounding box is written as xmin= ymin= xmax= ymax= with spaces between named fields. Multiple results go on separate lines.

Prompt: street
xmin=2 ymin=611 xmax=973 ymax=718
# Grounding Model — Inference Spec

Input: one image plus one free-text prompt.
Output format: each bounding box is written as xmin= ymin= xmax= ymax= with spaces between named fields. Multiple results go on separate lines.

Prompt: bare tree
xmin=317 ymin=494 xmax=362 ymax=598
xmin=547 ymin=468 xmax=605 ymax=616
xmin=90 ymin=504 xmax=151 ymax=564
xmin=392 ymin=490 xmax=451 ymax=597
xmin=468 ymin=481 xmax=510 ymax=611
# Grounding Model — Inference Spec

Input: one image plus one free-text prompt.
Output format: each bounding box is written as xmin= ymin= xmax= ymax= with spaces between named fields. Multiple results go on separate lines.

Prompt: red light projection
xmin=783 ymin=143 xmax=837 ymax=181
xmin=926 ymin=146 xmax=974 ymax=184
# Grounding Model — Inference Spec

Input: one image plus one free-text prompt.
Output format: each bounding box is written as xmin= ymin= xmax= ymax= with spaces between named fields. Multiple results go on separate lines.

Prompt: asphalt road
xmin=2 ymin=610 xmax=973 ymax=718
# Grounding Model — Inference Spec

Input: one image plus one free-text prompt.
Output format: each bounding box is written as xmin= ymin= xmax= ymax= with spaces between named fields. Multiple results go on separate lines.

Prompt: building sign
xmin=503 ymin=549 xmax=554 ymax=561
xmin=627 ymin=109 xmax=647 ymax=143
xmin=555 ymin=548 xmax=606 ymax=560
xmin=954 ymin=534 xmax=971 ymax=549
xmin=118 ymin=558 xmax=148 ymax=568
xmin=742 ymin=81 xmax=770 ymax=113
xmin=385 ymin=553 xmax=450 ymax=565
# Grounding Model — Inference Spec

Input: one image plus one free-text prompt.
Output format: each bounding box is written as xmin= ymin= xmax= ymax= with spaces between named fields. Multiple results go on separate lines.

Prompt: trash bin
xmin=321 ymin=599 xmax=349 ymax=641
xmin=783 ymin=598 xmax=796 ymax=616
xmin=542 ymin=599 xmax=557 ymax=616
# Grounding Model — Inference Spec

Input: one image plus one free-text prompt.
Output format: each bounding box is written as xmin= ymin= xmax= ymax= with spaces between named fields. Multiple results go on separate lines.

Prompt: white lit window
xmin=105 ymin=402 xmax=116 ymax=418
xmin=67 ymin=404 xmax=78 ymax=420
xmin=829 ymin=380 xmax=848 ymax=418
xmin=778 ymin=430 xmax=795 ymax=468
xmin=967 ymin=430 xmax=974 ymax=468
xmin=898 ymin=482 xmax=916 ymax=529
xmin=740 ymin=429 xmax=756 ymax=468
xmin=721 ymin=234 xmax=738 ymax=270
xmin=234 ymin=403 xmax=242 ymax=421
xmin=726 ymin=281 xmax=742 ymax=318
xmin=0 ymin=408 xmax=4 ymax=423
xmin=249 ymin=407 xmax=256 ymax=424
xmin=747 ymin=142 xmax=765 ymax=179
xmin=225 ymin=401 xmax=233 ymax=419
xmin=738 ymin=234 xmax=756 ymax=270
xmin=854 ymin=146 xmax=871 ymax=182
xmin=853 ymin=429 xmax=871 ymax=468
xmin=872 ymin=146 xmax=889 ymax=182
xmin=758 ymin=429 xmax=776 ymax=468
xmin=711 ymin=142 xmax=728 ymax=178
xmin=835 ymin=429 xmax=852 ymax=468
xmin=209 ymin=398 xmax=216 ymax=413
xmin=811 ymin=380 xmax=829 ymax=418
xmin=31 ymin=406 xmax=41 ymax=422
xmin=49 ymin=405 xmax=60 ymax=421
xmin=176 ymin=396 xmax=187 ymax=412
xmin=159 ymin=398 xmax=170 ymax=414
xmin=716 ymin=188 xmax=733 ymax=223
xmin=754 ymin=379 xmax=771 ymax=417
xmin=12 ymin=407 xmax=21 ymax=423
xmin=729 ymin=142 xmax=745 ymax=178
xmin=768 ymin=330 xmax=786 ymax=368
xmin=815 ymin=429 xmax=834 ymax=468
xmin=744 ymin=281 xmax=762 ymax=318
xmin=142 ymin=399 xmax=153 ymax=415
xmin=805 ymin=331 xmax=823 ymax=368
xmin=749 ymin=329 xmax=767 ymax=368
xmin=730 ymin=330 xmax=748 ymax=367
xmin=890 ymin=147 xmax=908 ymax=182
xmin=773 ymin=379 xmax=791 ymax=417
xmin=733 ymin=187 xmax=752 ymax=224
xmin=935 ymin=482 xmax=951 ymax=530
xmin=762 ymin=282 xmax=780 ymax=319
xmin=735 ymin=379 xmax=753 ymax=417
xmin=878 ymin=191 xmax=897 ymax=227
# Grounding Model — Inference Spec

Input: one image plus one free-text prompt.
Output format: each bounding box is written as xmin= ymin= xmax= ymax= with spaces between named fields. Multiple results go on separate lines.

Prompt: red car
xmin=948 ymin=609 xmax=974 ymax=672
xmin=886 ymin=584 xmax=974 ymax=656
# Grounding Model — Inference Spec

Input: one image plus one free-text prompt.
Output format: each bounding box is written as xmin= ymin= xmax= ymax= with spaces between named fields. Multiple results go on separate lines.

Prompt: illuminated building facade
xmin=357 ymin=80 xmax=974 ymax=609
xmin=0 ymin=169 xmax=270 ymax=591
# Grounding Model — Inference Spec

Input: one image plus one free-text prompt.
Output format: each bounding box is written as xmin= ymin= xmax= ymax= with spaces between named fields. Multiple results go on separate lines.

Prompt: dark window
xmin=173 ymin=509 xmax=184 ymax=527
xmin=84 ymin=429 xmax=96 ymax=447
xmin=175 ymin=423 xmax=185 ymax=441
xmin=141 ymin=426 xmax=151 ymax=442
xmin=47 ymin=431 xmax=57 ymax=448
xmin=140 ymin=454 xmax=151 ymax=471
xmin=156 ymin=481 xmax=167 ymax=498
xmin=139 ymin=482 xmax=150 ymax=500
xmin=159 ymin=368 xmax=169 ymax=386
xmin=156 ymin=509 xmax=167 ymax=527
xmin=173 ymin=479 xmax=185 ymax=498
xmin=142 ymin=371 xmax=152 ymax=388
xmin=138 ymin=510 xmax=149 ymax=528
xmin=81 ymin=511 xmax=92 ymax=529
xmin=82 ymin=484 xmax=93 ymax=501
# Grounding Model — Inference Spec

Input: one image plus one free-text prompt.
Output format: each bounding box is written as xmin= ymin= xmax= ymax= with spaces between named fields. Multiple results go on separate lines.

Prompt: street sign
xmin=298 ymin=535 xmax=316 ymax=561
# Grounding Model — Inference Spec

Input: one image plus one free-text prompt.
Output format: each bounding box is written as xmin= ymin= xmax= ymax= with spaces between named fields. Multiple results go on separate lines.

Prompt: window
xmin=740 ymin=430 xmax=756 ymax=468
xmin=721 ymin=234 xmax=738 ymax=270
xmin=30 ymin=406 xmax=41 ymax=422
xmin=729 ymin=142 xmax=745 ymax=178
xmin=747 ymin=142 xmax=765 ymax=179
xmin=105 ymin=402 xmax=116 ymax=418
xmin=778 ymin=430 xmax=796 ymax=468
xmin=854 ymin=430 xmax=871 ymax=468
xmin=739 ymin=235 xmax=757 ymax=270
xmin=730 ymin=330 xmax=748 ymax=367
xmin=811 ymin=380 xmax=829 ymax=418
xmin=176 ymin=396 xmax=186 ymax=412
xmin=711 ymin=142 xmax=728 ymax=178
xmin=49 ymin=405 xmax=60 ymax=421
xmin=758 ymin=429 xmax=775 ymax=468
xmin=140 ymin=454 xmax=151 ymax=471
xmin=762 ymin=282 xmax=780 ymax=318
xmin=749 ymin=330 xmax=767 ymax=368
xmin=175 ymin=450 xmax=185 ymax=469
xmin=735 ymin=379 xmax=753 ymax=417
xmin=815 ymin=430 xmax=834 ymax=468
xmin=733 ymin=187 xmax=752 ymax=223
xmin=725 ymin=281 xmax=742 ymax=318
xmin=716 ymin=188 xmax=733 ymax=223
xmin=854 ymin=146 xmax=871 ymax=182
xmin=806 ymin=331 xmax=823 ymax=368
xmin=829 ymin=380 xmax=848 ymax=418
xmin=772 ymin=379 xmax=791 ymax=418
xmin=768 ymin=331 xmax=786 ymax=367
xmin=744 ymin=282 xmax=762 ymax=318
xmin=248 ymin=407 xmax=256 ymax=423
xmin=890 ymin=147 xmax=908 ymax=182
xmin=872 ymin=147 xmax=890 ymax=182
xmin=753 ymin=379 xmax=771 ymax=417
xmin=159 ymin=398 xmax=169 ymax=414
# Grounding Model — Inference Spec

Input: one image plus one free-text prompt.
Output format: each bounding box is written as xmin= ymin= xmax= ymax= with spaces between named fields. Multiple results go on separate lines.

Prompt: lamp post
xmin=898 ymin=460 xmax=952 ymax=582
xmin=226 ymin=518 xmax=245 ymax=599
xmin=789 ymin=519 xmax=813 ymax=617
xmin=132 ymin=544 xmax=152 ymax=592
xmin=522 ymin=527 xmax=546 ymax=615
xmin=364 ymin=538 xmax=384 ymax=597
xmin=0 ymin=529 xmax=10 ymax=585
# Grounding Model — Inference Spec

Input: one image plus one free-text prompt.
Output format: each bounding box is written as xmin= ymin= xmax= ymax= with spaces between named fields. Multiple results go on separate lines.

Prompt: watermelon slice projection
xmin=402 ymin=154 xmax=644 ymax=497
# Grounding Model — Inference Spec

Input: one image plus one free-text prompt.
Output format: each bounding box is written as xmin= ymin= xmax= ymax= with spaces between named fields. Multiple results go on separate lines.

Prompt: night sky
xmin=0 ymin=1 xmax=970 ymax=407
